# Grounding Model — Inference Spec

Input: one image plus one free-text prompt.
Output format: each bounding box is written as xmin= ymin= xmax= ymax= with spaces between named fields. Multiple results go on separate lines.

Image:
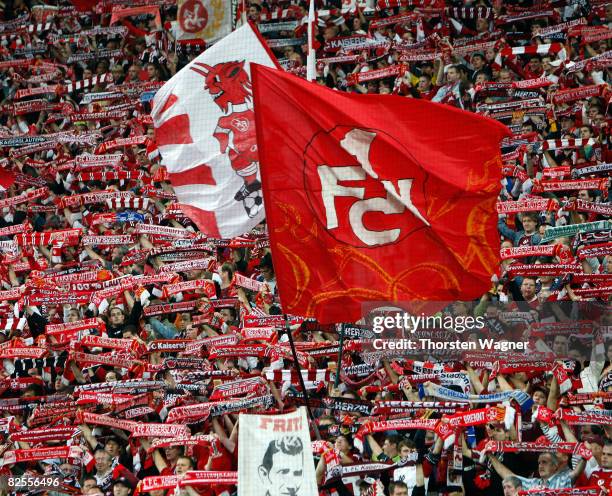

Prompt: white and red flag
xmin=152 ymin=23 xmax=279 ymax=238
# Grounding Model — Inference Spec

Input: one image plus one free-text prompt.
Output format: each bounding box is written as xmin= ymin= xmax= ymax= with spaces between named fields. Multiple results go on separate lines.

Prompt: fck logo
xmin=304 ymin=126 xmax=430 ymax=247
xmin=232 ymin=117 xmax=249 ymax=133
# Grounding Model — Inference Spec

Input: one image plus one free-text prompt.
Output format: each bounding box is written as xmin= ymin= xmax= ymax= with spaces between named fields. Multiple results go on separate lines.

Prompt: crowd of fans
xmin=0 ymin=0 xmax=611 ymax=496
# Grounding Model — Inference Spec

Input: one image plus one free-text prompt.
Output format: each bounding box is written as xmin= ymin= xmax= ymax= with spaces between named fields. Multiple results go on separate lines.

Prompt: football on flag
xmin=152 ymin=22 xmax=279 ymax=239
xmin=252 ymin=64 xmax=511 ymax=324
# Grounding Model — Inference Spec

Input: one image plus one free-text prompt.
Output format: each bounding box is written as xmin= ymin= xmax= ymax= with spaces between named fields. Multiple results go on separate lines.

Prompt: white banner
xmin=176 ymin=0 xmax=232 ymax=42
xmin=153 ymin=23 xmax=278 ymax=238
xmin=238 ymin=407 xmax=318 ymax=496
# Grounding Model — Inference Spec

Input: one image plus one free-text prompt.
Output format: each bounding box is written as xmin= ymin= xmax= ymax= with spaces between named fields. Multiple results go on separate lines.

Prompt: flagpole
xmin=241 ymin=0 xmax=247 ymax=26
xmin=284 ymin=315 xmax=321 ymax=440
xmin=306 ymin=0 xmax=316 ymax=82
xmin=334 ymin=323 xmax=345 ymax=388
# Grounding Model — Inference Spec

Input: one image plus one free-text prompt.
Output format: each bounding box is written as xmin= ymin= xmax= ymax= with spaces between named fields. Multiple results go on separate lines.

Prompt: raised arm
xmin=79 ymin=422 xmax=99 ymax=451
xmin=487 ymin=453 xmax=516 ymax=480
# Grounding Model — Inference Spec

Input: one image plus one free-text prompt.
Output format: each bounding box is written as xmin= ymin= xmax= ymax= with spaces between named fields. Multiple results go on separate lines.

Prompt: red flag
xmin=252 ymin=65 xmax=510 ymax=324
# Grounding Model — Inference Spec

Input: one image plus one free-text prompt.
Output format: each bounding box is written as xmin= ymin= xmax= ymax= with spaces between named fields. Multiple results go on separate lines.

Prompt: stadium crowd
xmin=0 ymin=0 xmax=611 ymax=496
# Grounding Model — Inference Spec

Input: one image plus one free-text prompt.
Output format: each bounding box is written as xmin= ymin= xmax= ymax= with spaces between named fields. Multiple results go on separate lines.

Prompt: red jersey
xmin=214 ymin=109 xmax=257 ymax=161
xmin=160 ymin=465 xmax=175 ymax=476
xmin=589 ymin=469 xmax=612 ymax=491
xmin=197 ymin=445 xmax=235 ymax=496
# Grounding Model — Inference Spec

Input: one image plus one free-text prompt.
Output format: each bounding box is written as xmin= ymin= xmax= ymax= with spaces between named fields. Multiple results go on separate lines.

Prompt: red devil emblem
xmin=190 ymin=61 xmax=262 ymax=216
xmin=178 ymin=0 xmax=208 ymax=33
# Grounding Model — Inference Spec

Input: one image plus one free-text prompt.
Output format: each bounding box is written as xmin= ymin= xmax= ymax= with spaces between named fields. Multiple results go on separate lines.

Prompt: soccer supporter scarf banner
xmin=1 ymin=446 xmax=82 ymax=466
xmin=354 ymin=419 xmax=439 ymax=451
xmin=251 ymin=64 xmax=510 ymax=323
xmin=499 ymin=43 xmax=565 ymax=57
xmin=237 ymin=407 xmax=318 ymax=496
xmin=517 ymin=489 xmax=601 ymax=496
xmin=152 ymin=23 xmax=280 ymax=239
xmin=541 ymin=220 xmax=612 ymax=243
xmin=500 ymin=245 xmax=558 ymax=260
xmin=555 ymin=409 xmax=612 ymax=426
xmin=422 ymin=382 xmax=533 ymax=412
xmin=481 ymin=441 xmax=590 ymax=457
xmin=496 ymin=197 xmax=558 ymax=213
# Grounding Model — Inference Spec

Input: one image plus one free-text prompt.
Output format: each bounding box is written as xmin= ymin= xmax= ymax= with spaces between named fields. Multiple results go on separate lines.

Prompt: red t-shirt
xmin=160 ymin=464 xmax=175 ymax=476
xmin=419 ymin=88 xmax=437 ymax=100
xmin=210 ymin=444 xmax=235 ymax=471
xmin=589 ymin=469 xmax=612 ymax=491
xmin=197 ymin=445 xmax=235 ymax=496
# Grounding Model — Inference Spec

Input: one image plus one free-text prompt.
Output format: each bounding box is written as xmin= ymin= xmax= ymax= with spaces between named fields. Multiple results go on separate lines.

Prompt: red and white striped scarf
xmin=0 ymin=317 xmax=26 ymax=332
xmin=500 ymin=42 xmax=564 ymax=56
xmin=106 ymin=197 xmax=149 ymax=210
xmin=66 ymin=72 xmax=113 ymax=93
xmin=538 ymin=137 xmax=596 ymax=150
xmin=76 ymin=170 xmax=150 ymax=182
xmin=265 ymin=369 xmax=334 ymax=383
